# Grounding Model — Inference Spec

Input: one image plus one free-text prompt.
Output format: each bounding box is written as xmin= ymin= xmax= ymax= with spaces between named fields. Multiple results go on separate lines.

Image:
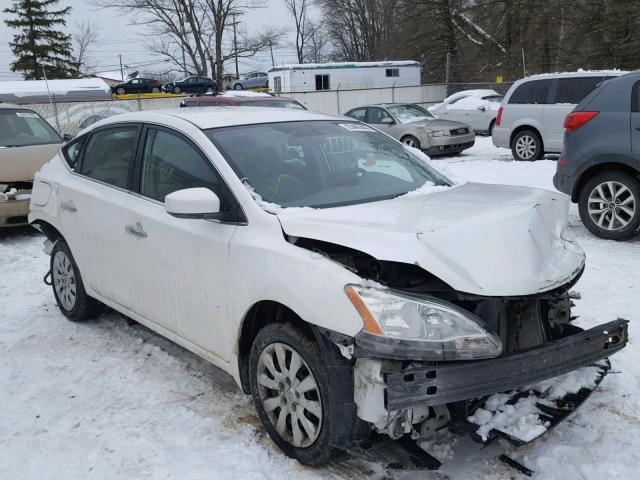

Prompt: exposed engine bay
xmin=290 ymin=235 xmax=628 ymax=459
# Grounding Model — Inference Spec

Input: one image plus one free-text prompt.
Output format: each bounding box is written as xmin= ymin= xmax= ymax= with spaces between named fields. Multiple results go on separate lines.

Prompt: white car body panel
xmin=430 ymin=90 xmax=501 ymax=132
xmin=277 ymin=183 xmax=585 ymax=296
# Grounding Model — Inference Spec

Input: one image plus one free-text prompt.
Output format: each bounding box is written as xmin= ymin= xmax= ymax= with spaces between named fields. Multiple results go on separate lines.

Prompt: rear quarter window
xmin=508 ymin=79 xmax=553 ymax=104
xmin=554 ymin=77 xmax=604 ymax=104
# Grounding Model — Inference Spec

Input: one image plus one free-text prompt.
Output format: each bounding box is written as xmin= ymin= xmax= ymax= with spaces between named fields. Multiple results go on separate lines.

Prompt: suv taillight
xmin=496 ymin=106 xmax=503 ymax=126
xmin=564 ymin=111 xmax=598 ymax=132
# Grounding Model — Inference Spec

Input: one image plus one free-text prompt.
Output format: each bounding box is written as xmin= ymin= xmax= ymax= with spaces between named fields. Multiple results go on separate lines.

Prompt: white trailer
xmin=268 ymin=61 xmax=421 ymax=94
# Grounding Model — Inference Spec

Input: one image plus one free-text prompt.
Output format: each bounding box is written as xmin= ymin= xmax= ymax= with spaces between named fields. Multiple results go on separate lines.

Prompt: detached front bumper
xmin=383 ymin=319 xmax=628 ymax=411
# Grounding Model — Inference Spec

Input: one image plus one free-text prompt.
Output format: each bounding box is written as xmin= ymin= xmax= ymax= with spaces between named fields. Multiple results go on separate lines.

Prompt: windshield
xmin=206 ymin=121 xmax=451 ymax=209
xmin=386 ymin=104 xmax=435 ymax=123
xmin=0 ymin=109 xmax=62 ymax=147
xmin=239 ymin=100 xmax=305 ymax=109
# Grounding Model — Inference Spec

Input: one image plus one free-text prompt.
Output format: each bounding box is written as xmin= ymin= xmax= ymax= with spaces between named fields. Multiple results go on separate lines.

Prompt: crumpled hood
xmin=405 ymin=118 xmax=470 ymax=131
xmin=277 ymin=183 xmax=585 ymax=296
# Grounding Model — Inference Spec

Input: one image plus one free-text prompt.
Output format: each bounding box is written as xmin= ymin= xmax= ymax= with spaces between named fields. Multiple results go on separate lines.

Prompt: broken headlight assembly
xmin=346 ymin=285 xmax=502 ymax=361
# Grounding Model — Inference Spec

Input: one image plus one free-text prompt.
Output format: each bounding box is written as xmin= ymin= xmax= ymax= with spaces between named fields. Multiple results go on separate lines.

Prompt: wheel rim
xmin=117 ymin=88 xmax=124 ymax=95
xmin=234 ymin=84 xmax=242 ymax=90
xmin=53 ymin=251 xmax=77 ymax=311
xmin=403 ymin=137 xmax=418 ymax=148
xmin=152 ymin=87 xmax=159 ymax=93
xmin=587 ymin=180 xmax=636 ymax=231
xmin=515 ymin=135 xmax=536 ymax=159
xmin=174 ymin=87 xmax=180 ymax=93
xmin=256 ymin=342 xmax=323 ymax=448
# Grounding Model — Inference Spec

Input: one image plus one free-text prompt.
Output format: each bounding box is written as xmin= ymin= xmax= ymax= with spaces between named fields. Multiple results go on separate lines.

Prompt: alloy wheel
xmin=53 ymin=251 xmax=77 ymax=311
xmin=256 ymin=342 xmax=323 ymax=448
xmin=403 ymin=137 xmax=418 ymax=148
xmin=515 ymin=134 xmax=536 ymax=159
xmin=587 ymin=181 xmax=637 ymax=231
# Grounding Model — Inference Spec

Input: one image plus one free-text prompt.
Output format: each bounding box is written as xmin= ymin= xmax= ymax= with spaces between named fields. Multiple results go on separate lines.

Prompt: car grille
xmin=449 ymin=127 xmax=469 ymax=135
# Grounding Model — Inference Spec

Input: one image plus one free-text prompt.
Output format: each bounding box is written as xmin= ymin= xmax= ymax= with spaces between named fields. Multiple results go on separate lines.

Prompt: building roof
xmin=0 ymin=78 xmax=112 ymax=104
xmin=269 ymin=61 xmax=420 ymax=73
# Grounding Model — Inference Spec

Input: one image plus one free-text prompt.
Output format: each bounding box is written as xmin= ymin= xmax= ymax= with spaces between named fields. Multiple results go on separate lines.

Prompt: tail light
xmin=564 ymin=111 xmax=598 ymax=132
xmin=154 ymin=80 xmax=161 ymax=86
xmin=495 ymin=106 xmax=503 ymax=126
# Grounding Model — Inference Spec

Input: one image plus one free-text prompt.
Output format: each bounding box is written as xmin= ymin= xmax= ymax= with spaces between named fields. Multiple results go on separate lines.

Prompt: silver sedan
xmin=344 ymin=103 xmax=475 ymax=156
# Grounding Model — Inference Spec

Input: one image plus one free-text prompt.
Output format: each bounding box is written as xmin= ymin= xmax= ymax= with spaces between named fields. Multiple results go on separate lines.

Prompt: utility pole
xmin=445 ymin=52 xmax=451 ymax=97
xmin=521 ymin=48 xmax=527 ymax=77
xmin=232 ymin=13 xmax=239 ymax=79
xmin=269 ymin=40 xmax=275 ymax=67
xmin=119 ymin=54 xmax=124 ymax=81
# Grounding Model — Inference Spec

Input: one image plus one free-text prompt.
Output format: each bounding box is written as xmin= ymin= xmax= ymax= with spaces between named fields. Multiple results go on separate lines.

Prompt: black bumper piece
xmin=385 ymin=319 xmax=628 ymax=411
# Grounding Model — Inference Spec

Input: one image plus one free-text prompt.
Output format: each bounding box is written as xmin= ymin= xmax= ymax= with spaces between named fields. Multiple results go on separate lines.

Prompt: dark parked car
xmin=181 ymin=94 xmax=305 ymax=109
xmin=111 ymin=78 xmax=162 ymax=95
xmin=554 ymin=71 xmax=640 ymax=240
xmin=163 ymin=76 xmax=217 ymax=94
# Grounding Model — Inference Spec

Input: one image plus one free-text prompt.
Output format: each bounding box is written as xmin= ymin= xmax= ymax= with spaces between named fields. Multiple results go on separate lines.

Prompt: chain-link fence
xmin=25 ymin=96 xmax=185 ymax=136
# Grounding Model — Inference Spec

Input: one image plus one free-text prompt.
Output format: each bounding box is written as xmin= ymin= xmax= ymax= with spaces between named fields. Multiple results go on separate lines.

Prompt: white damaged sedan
xmin=28 ymin=108 xmax=628 ymax=466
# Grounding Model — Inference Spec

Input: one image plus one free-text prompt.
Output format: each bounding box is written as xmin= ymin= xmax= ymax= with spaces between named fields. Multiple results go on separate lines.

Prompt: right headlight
xmin=346 ymin=285 xmax=502 ymax=360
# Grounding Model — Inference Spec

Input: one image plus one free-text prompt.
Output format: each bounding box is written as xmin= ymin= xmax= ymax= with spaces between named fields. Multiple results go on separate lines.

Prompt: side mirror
xmin=477 ymin=105 xmax=486 ymax=112
xmin=62 ymin=133 xmax=73 ymax=141
xmin=381 ymin=117 xmax=395 ymax=125
xmin=165 ymin=188 xmax=221 ymax=219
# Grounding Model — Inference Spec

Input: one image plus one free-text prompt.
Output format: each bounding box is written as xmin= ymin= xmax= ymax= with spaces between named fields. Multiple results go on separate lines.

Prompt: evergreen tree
xmin=4 ymin=0 xmax=74 ymax=80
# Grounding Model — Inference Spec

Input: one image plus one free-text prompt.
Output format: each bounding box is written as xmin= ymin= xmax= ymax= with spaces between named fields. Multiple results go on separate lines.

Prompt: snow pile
xmin=445 ymin=95 xmax=500 ymax=111
xmin=533 ymin=365 xmax=603 ymax=400
xmin=469 ymin=394 xmax=549 ymax=442
xmin=241 ymin=181 xmax=313 ymax=214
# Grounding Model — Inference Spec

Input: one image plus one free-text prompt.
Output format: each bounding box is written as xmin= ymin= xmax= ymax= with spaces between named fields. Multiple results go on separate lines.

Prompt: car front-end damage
xmin=0 ymin=181 xmax=32 ymax=227
xmin=277 ymin=184 xmax=629 ymax=464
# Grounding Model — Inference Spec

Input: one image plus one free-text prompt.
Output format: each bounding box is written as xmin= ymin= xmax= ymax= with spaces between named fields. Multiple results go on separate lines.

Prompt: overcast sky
xmin=0 ymin=0 xmax=308 ymax=80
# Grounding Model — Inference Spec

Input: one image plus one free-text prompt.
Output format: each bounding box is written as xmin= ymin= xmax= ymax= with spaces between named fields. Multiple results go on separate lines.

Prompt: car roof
xmin=189 ymin=95 xmax=297 ymax=103
xmin=93 ymin=106 xmax=344 ymax=130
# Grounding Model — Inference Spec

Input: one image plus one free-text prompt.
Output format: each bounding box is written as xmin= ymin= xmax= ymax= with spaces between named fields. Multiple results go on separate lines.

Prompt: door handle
xmin=124 ymin=222 xmax=148 ymax=238
xmin=60 ymin=200 xmax=77 ymax=212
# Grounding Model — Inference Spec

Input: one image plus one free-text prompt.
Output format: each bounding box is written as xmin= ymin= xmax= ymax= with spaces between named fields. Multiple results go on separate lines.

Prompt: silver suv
xmin=493 ymin=72 xmax=624 ymax=161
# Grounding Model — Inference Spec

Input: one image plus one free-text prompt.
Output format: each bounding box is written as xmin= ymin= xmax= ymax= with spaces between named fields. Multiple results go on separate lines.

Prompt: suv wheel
xmin=579 ymin=171 xmax=640 ymax=240
xmin=249 ymin=323 xmax=348 ymax=465
xmin=51 ymin=240 xmax=104 ymax=321
xmin=511 ymin=130 xmax=543 ymax=161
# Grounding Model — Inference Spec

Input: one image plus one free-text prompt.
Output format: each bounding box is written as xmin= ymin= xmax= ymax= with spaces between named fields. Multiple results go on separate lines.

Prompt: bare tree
xmin=283 ymin=0 xmax=314 ymax=63
xmin=73 ymin=20 xmax=100 ymax=76
xmin=303 ymin=19 xmax=330 ymax=62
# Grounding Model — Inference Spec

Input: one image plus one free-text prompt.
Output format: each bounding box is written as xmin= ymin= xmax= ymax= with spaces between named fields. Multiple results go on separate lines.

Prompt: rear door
xmin=544 ymin=76 xmax=604 ymax=152
xmin=366 ymin=107 xmax=398 ymax=137
xmin=56 ymin=124 xmax=142 ymax=306
xmin=506 ymin=79 xmax=552 ymax=144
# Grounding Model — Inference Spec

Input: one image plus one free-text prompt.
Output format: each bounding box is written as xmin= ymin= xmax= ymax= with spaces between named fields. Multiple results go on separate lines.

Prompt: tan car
xmin=0 ymin=103 xmax=63 ymax=227
xmin=344 ymin=103 xmax=475 ymax=156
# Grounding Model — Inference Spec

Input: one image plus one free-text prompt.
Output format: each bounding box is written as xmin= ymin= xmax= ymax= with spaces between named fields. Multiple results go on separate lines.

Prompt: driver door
xmin=121 ymin=126 xmax=239 ymax=361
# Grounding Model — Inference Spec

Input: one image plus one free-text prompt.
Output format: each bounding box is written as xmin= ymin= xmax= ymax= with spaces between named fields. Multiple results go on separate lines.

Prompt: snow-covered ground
xmin=1 ymin=136 xmax=639 ymax=479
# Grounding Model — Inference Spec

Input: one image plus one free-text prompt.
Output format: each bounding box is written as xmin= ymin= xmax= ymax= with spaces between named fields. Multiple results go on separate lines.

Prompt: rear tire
xmin=578 ymin=171 xmax=640 ymax=240
xmin=116 ymin=87 xmax=125 ymax=95
xmin=234 ymin=83 xmax=243 ymax=90
xmin=511 ymin=129 xmax=543 ymax=161
xmin=173 ymin=86 xmax=181 ymax=94
xmin=401 ymin=135 xmax=421 ymax=149
xmin=151 ymin=87 xmax=160 ymax=93
xmin=51 ymin=240 xmax=104 ymax=321
xmin=249 ymin=323 xmax=350 ymax=465
xmin=205 ymin=87 xmax=214 ymax=93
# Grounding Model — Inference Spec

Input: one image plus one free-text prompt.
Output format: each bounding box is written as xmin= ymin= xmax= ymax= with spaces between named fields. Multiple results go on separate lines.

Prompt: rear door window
xmin=80 ymin=126 xmax=139 ymax=189
xmin=509 ymin=79 xmax=553 ymax=104
xmin=346 ymin=108 xmax=367 ymax=121
xmin=554 ymin=77 xmax=604 ymax=104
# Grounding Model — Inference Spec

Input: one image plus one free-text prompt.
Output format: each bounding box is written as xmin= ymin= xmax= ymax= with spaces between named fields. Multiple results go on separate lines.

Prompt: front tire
xmin=151 ymin=87 xmax=160 ymax=93
xmin=234 ymin=83 xmax=243 ymax=90
xmin=401 ymin=135 xmax=421 ymax=149
xmin=578 ymin=171 xmax=640 ymax=240
xmin=205 ymin=87 xmax=214 ymax=93
xmin=249 ymin=323 xmax=340 ymax=465
xmin=51 ymin=240 xmax=104 ymax=321
xmin=511 ymin=129 xmax=543 ymax=161
xmin=116 ymin=87 xmax=125 ymax=95
xmin=173 ymin=86 xmax=181 ymax=94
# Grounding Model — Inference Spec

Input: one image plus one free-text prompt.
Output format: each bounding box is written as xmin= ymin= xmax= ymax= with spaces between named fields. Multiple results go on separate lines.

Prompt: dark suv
xmin=554 ymin=71 xmax=640 ymax=240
